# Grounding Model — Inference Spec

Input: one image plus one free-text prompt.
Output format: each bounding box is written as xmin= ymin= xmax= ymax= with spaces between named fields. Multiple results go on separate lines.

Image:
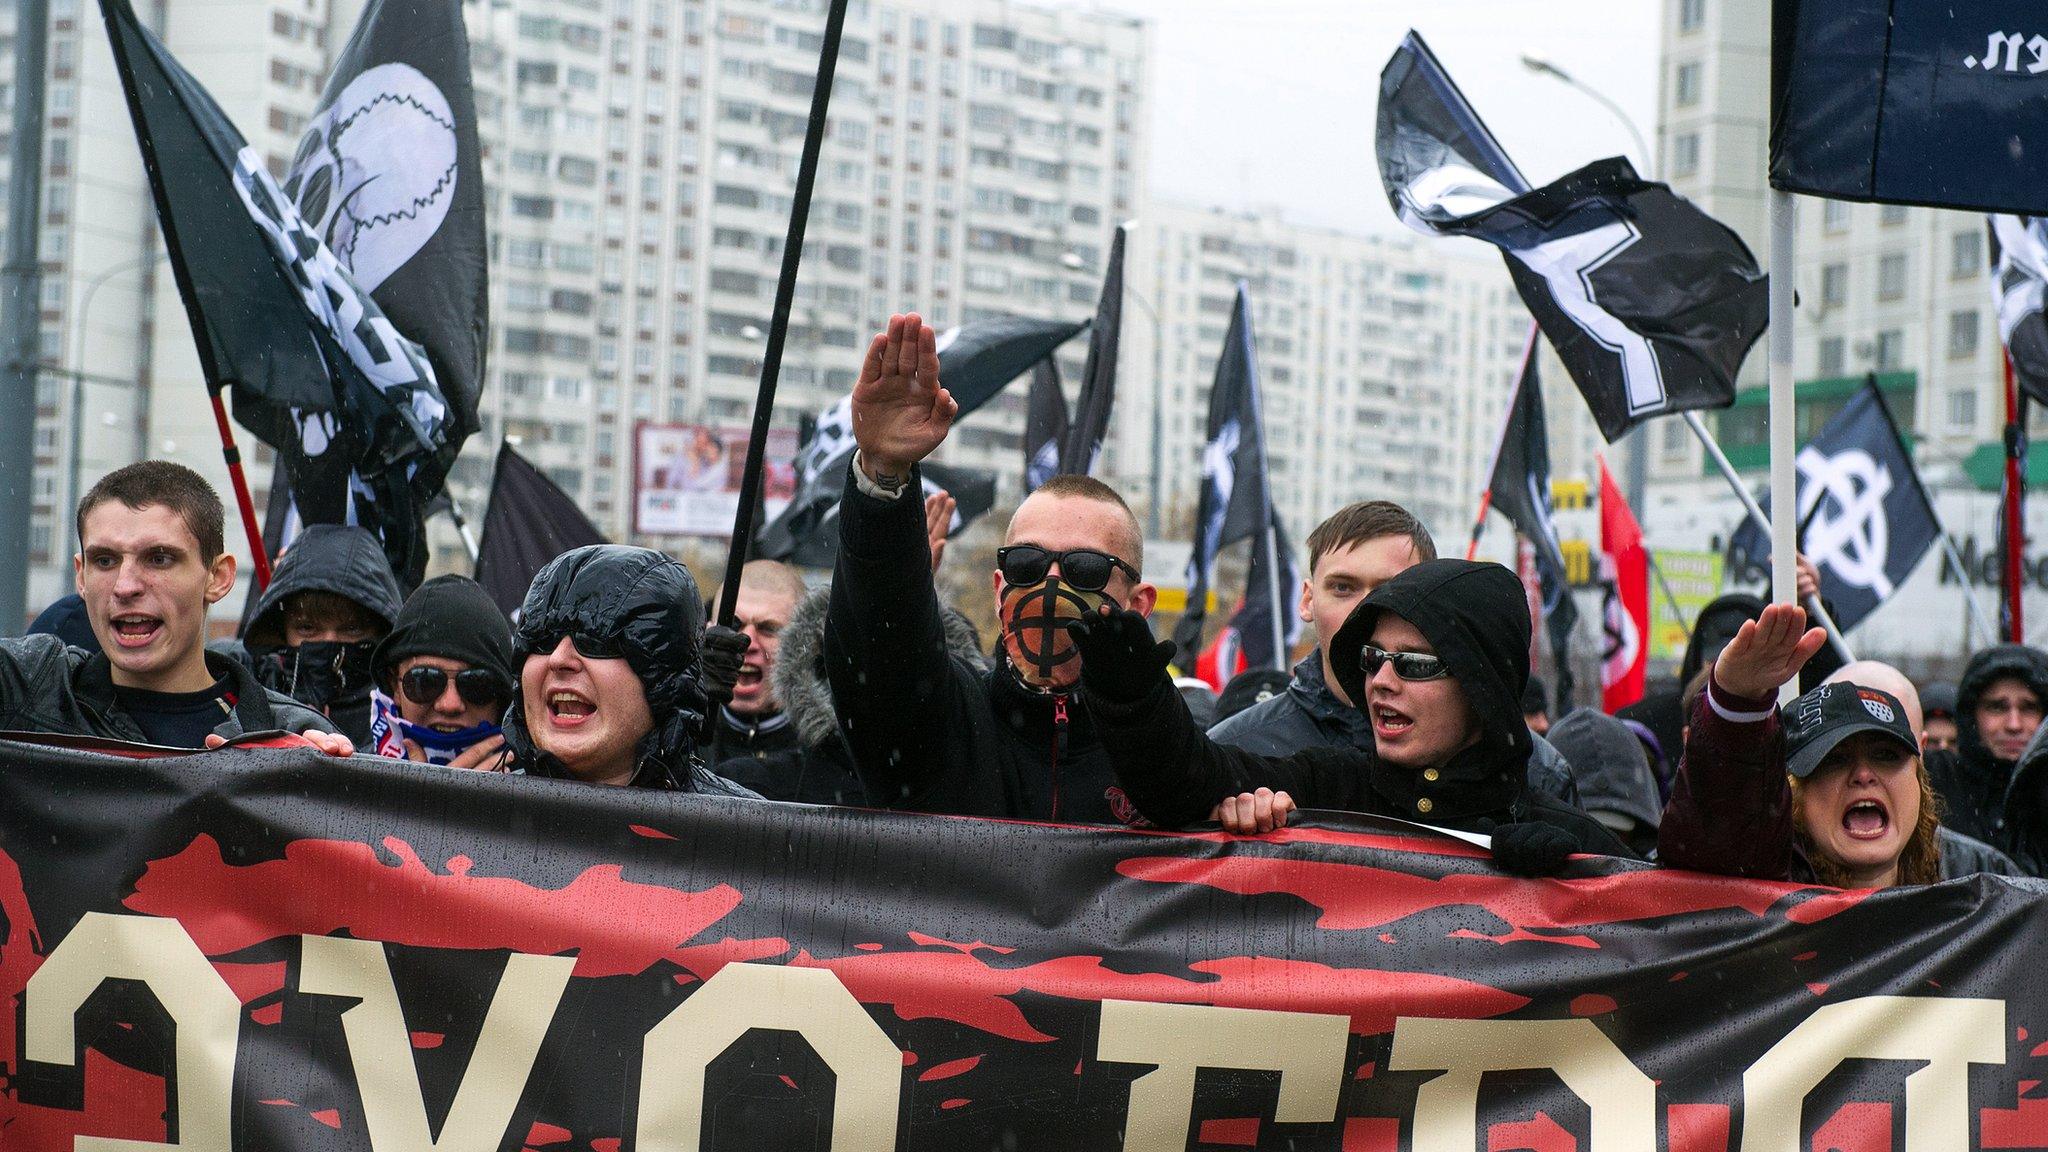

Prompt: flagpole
xmin=715 ymin=0 xmax=847 ymax=622
xmin=1684 ymin=410 xmax=1852 ymax=662
xmin=2003 ymin=348 xmax=2026 ymax=642
xmin=1463 ymin=490 xmax=1493 ymax=562
xmin=1938 ymin=533 xmax=1997 ymax=648
xmin=1645 ymin=552 xmax=1693 ymax=641
xmin=1767 ymin=190 xmax=1802 ymax=683
xmin=205 ymin=387 xmax=273 ymax=589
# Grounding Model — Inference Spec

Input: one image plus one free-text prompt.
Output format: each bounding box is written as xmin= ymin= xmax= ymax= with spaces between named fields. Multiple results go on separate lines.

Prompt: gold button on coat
xmin=1416 ymin=798 xmax=1434 ymax=814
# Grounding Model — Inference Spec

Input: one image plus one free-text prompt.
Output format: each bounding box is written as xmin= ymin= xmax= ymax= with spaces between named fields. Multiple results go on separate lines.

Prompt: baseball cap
xmin=1782 ymin=682 xmax=1920 ymax=779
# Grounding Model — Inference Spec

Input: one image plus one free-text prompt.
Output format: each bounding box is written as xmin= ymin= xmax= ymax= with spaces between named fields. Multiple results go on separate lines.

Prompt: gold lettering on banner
xmin=636 ymin=962 xmax=901 ymax=1152
xmin=23 ymin=912 xmax=241 ymax=1152
xmin=1096 ymin=999 xmax=1348 ymax=1152
xmin=1740 ymin=997 xmax=2004 ymax=1152
xmin=1390 ymin=1017 xmax=1655 ymax=1152
xmin=299 ymin=936 xmax=575 ymax=1152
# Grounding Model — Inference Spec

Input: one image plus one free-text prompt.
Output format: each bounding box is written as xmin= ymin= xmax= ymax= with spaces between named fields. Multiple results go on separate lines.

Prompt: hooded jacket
xmin=242 ymin=525 xmax=405 ymax=746
xmin=503 ymin=545 xmax=754 ymax=795
xmin=0 ymin=634 xmax=334 ymax=745
xmin=1925 ymin=645 xmax=2048 ymax=847
xmin=1546 ymin=708 xmax=1661 ymax=855
xmin=1084 ymin=560 xmax=1629 ymax=854
xmin=824 ymin=465 xmax=1138 ymax=824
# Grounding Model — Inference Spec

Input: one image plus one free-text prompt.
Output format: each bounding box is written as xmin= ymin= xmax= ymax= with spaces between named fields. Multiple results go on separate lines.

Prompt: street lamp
xmin=66 ymin=251 xmax=167 ymax=561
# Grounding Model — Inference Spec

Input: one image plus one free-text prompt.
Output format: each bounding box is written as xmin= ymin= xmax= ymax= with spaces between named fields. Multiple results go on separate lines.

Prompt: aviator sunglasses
xmin=399 ymin=665 xmax=510 ymax=707
xmin=996 ymin=545 xmax=1141 ymax=593
xmin=1359 ymin=643 xmax=1452 ymax=682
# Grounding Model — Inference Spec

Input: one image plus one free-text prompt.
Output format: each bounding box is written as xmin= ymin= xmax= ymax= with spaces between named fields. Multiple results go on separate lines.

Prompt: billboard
xmin=1649 ymin=549 xmax=1723 ymax=662
xmin=633 ymin=422 xmax=798 ymax=538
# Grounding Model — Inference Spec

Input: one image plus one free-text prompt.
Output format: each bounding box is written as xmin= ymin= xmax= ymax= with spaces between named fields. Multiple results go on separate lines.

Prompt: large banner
xmin=634 ymin=423 xmax=798 ymax=537
xmin=4 ymin=738 xmax=2048 ymax=1150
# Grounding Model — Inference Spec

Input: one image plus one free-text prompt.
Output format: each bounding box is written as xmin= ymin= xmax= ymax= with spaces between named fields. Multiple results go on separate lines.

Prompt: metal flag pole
xmin=1936 ymin=532 xmax=1997 ymax=648
xmin=0 ymin=0 xmax=50 ymax=632
xmin=715 ymin=0 xmax=849 ymax=621
xmin=2003 ymin=348 xmax=2027 ymax=641
xmin=1768 ymin=190 xmax=1802 ymax=686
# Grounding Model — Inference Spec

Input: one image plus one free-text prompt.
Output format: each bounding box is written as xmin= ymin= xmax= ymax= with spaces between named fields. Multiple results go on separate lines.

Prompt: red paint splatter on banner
xmin=917 ymin=1055 xmax=982 ymax=1082
xmin=0 ymin=846 xmax=44 ymax=1072
xmin=1449 ymin=928 xmax=1598 ymax=949
xmin=411 ymin=1032 xmax=445 ymax=1049
xmin=778 ymin=1075 xmax=798 ymax=1090
xmin=940 ymin=1098 xmax=970 ymax=1110
xmin=1160 ymin=825 xmax=1493 ymax=859
xmin=1809 ymin=1101 xmax=1890 ymax=1152
xmin=0 ymin=1048 xmax=167 ymax=1149
xmin=902 ymin=1050 xmax=918 ymax=1066
xmin=260 ymin=1098 xmax=296 ymax=1107
xmin=590 ymin=1140 xmax=623 ymax=1152
xmin=250 ymin=1003 xmax=284 ymax=1025
xmin=310 ymin=1109 xmax=343 ymax=1130
xmin=1982 ymin=1089 xmax=2048 ymax=1147
xmin=667 ymin=936 xmax=793 ymax=981
xmin=1198 ymin=1117 xmax=1260 ymax=1145
xmin=1342 ymin=1116 xmax=1401 ymax=1152
xmin=1666 ymin=1104 xmax=1730 ymax=1152
xmin=527 ymin=1121 xmax=572 ymax=1145
xmin=856 ymin=942 xmax=884 ymax=951
xmin=1486 ymin=1110 xmax=1574 ymax=1152
xmin=629 ymin=825 xmax=675 ymax=841
xmin=1793 ymin=951 xmax=1818 ymax=962
xmin=122 ymin=835 xmax=745 ymax=978
xmin=1806 ymin=983 xmax=1830 ymax=997
xmin=2019 ymin=1026 xmax=2030 ymax=1041
xmin=2031 ymin=1038 xmax=2048 ymax=1057
xmin=1355 ymin=1061 xmax=1376 ymax=1079
xmin=1568 ymin=994 xmax=1616 ymax=1016
xmin=1669 ymin=971 xmax=1689 ymax=982
xmin=907 ymin=932 xmax=1014 ymax=955
xmin=1116 ymin=856 xmax=1832 ymax=935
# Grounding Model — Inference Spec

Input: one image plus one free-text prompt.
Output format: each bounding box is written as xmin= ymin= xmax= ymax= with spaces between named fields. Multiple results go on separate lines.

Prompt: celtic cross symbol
xmin=1796 ymin=446 xmax=1895 ymax=596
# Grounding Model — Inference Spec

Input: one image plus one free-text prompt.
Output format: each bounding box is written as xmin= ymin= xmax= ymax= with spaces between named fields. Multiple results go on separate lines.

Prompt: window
xmin=1817 ymin=336 xmax=1846 ymax=376
xmin=1875 ymin=329 xmax=1905 ymax=371
xmin=1675 ymin=61 xmax=1702 ymax=106
xmin=1679 ymin=0 xmax=1706 ymax=31
xmin=1950 ymin=388 xmax=1978 ymax=428
xmin=1877 ymin=253 xmax=1907 ymax=300
xmin=1949 ymin=309 xmax=1981 ymax=359
xmin=1820 ymin=262 xmax=1847 ymax=307
xmin=1823 ymin=200 xmax=1850 ymax=232
xmin=1670 ymin=132 xmax=1700 ymax=177
xmin=1953 ymin=231 xmax=1983 ymax=279
xmin=1879 ymin=204 xmax=1908 ymax=226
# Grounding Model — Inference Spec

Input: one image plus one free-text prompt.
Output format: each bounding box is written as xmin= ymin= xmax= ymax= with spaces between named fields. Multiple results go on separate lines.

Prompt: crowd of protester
xmin=5 ymin=312 xmax=2048 ymax=890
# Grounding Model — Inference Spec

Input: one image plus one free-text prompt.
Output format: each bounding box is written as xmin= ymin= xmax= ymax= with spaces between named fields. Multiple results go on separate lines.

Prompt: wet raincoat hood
xmin=242 ymin=525 xmax=404 ymax=650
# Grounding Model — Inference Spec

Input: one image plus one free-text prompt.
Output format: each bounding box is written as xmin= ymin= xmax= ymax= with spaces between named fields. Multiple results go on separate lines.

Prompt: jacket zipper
xmin=1051 ymin=694 xmax=1069 ymax=821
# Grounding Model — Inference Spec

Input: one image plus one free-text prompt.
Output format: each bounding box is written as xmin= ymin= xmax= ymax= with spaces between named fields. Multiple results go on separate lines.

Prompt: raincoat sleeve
xmin=824 ymin=462 xmax=959 ymax=804
xmin=1087 ymin=676 xmax=1363 ymax=828
xmin=1658 ymin=674 xmax=1798 ymax=880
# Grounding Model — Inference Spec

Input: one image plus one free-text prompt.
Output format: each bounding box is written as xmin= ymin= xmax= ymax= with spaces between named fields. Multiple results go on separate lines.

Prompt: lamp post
xmin=1521 ymin=55 xmax=1655 ymax=513
xmin=66 ymin=252 xmax=168 ymax=562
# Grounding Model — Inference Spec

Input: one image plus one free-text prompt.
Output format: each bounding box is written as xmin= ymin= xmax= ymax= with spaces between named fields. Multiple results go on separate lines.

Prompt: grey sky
xmin=1049 ymin=0 xmax=1661 ymax=235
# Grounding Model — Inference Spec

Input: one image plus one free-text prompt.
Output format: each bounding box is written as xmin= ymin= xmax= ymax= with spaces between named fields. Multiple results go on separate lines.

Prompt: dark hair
xmin=77 ymin=461 xmax=226 ymax=562
xmin=1305 ymin=501 xmax=1435 ymax=575
xmin=1016 ymin=474 xmax=1144 ymax=572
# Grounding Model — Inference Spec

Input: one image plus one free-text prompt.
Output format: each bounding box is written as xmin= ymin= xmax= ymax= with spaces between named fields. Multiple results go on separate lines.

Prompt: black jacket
xmin=1208 ymin=650 xmax=1582 ymax=805
xmin=824 ymin=466 xmax=1138 ymax=824
xmin=711 ymin=588 xmax=870 ymax=806
xmin=0 ymin=634 xmax=334 ymax=745
xmin=1928 ymin=644 xmax=2048 ymax=848
xmin=243 ymin=524 xmax=406 ymax=746
xmin=1087 ymin=560 xmax=1630 ymax=854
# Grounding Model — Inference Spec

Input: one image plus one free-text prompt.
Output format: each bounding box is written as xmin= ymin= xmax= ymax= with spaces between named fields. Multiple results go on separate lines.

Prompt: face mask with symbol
xmin=998 ymin=576 xmax=1108 ymax=694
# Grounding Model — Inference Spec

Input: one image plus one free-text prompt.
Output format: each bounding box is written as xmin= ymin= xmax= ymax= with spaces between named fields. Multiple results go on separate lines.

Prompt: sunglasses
xmin=399 ymin=665 xmax=510 ymax=707
xmin=997 ymin=545 xmax=1141 ymax=593
xmin=1360 ymin=643 xmax=1452 ymax=682
xmin=519 ymin=629 xmax=625 ymax=660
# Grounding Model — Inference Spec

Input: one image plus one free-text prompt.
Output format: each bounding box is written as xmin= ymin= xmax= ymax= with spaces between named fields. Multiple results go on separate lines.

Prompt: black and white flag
xmin=98 ymin=0 xmax=468 ymax=587
xmin=1060 ymin=225 xmax=1125 ymax=475
xmin=1724 ymin=382 xmax=1940 ymax=631
xmin=1377 ymin=31 xmax=1765 ymax=442
xmin=1172 ymin=285 xmax=1281 ymax=659
xmin=1990 ymin=216 xmax=2048 ymax=404
xmin=1485 ymin=347 xmax=1577 ymax=701
xmin=1023 ymin=358 xmax=1070 ymax=493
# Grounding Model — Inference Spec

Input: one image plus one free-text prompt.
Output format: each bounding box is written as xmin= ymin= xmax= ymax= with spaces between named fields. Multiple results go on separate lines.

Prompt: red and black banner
xmin=3 ymin=738 xmax=2048 ymax=1150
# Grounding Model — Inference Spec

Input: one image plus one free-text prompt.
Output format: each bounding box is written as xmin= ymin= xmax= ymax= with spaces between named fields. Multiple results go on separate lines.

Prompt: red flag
xmin=1195 ymin=621 xmax=1248 ymax=693
xmin=1599 ymin=458 xmax=1648 ymax=713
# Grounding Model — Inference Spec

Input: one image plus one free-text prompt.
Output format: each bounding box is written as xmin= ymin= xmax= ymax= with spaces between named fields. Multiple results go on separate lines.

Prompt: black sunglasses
xmin=399 ymin=665 xmax=510 ymax=707
xmin=519 ymin=628 xmax=625 ymax=660
xmin=997 ymin=545 xmax=1141 ymax=593
xmin=1360 ymin=643 xmax=1452 ymax=682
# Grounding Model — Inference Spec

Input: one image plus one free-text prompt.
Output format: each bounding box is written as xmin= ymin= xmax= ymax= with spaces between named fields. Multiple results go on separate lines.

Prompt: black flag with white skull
xmin=98 ymin=0 xmax=460 ymax=587
xmin=1990 ymin=216 xmax=2048 ymax=404
xmin=1723 ymin=382 xmax=1940 ymax=631
xmin=1377 ymin=31 xmax=1764 ymax=442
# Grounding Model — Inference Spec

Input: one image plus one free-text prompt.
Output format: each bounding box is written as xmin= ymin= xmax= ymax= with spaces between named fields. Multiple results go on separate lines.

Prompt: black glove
xmin=1488 ymin=821 xmax=1579 ymax=878
xmin=698 ymin=624 xmax=750 ymax=710
xmin=1065 ymin=608 xmax=1176 ymax=705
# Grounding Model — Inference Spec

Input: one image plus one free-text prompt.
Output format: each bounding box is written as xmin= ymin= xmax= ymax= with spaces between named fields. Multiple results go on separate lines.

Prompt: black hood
xmin=1679 ymin=592 xmax=1766 ymax=691
xmin=242 ymin=524 xmax=404 ymax=650
xmin=1330 ymin=559 xmax=1532 ymax=765
xmin=503 ymin=545 xmax=709 ymax=788
xmin=1546 ymin=708 xmax=1661 ymax=829
xmin=373 ymin=574 xmax=515 ymax=691
xmin=1958 ymin=644 xmax=2048 ymax=772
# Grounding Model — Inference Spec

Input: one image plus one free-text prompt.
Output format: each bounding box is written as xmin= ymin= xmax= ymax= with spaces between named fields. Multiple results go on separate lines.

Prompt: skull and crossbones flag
xmin=1724 ymin=381 xmax=1941 ymax=631
xmin=1376 ymin=31 xmax=1766 ymax=442
xmin=98 ymin=0 xmax=480 ymax=589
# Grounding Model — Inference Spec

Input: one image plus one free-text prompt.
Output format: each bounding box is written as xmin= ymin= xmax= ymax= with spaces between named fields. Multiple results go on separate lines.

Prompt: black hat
xmin=1782 ymin=682 xmax=1919 ymax=779
xmin=1920 ymin=682 xmax=1958 ymax=721
xmin=374 ymin=575 xmax=515 ymax=692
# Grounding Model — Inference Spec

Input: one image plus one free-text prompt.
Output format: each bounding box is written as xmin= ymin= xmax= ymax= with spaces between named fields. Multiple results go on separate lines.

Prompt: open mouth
xmin=1372 ymin=703 xmax=1414 ymax=739
xmin=1842 ymin=799 xmax=1891 ymax=840
xmin=109 ymin=614 xmax=163 ymax=649
xmin=546 ymin=690 xmax=596 ymax=727
xmin=736 ymin=666 xmax=764 ymax=688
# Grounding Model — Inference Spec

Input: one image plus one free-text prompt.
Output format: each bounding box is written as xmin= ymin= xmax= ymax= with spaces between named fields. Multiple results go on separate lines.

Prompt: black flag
xmin=1772 ymin=1 xmax=2048 ymax=215
xmin=1991 ymin=216 xmax=2048 ymax=404
xmin=1378 ymin=31 xmax=1764 ymax=442
xmin=1172 ymin=285 xmax=1276 ymax=658
xmin=1023 ymin=358 xmax=1069 ymax=493
xmin=758 ymin=313 xmax=1081 ymax=560
xmin=98 ymin=0 xmax=460 ymax=586
xmin=1059 ymin=226 xmax=1125 ymax=475
xmin=1723 ymin=381 xmax=1941 ymax=631
xmin=1231 ymin=510 xmax=1302 ymax=673
xmin=1485 ymin=349 xmax=1578 ymax=703
xmin=473 ymin=442 xmax=608 ymax=617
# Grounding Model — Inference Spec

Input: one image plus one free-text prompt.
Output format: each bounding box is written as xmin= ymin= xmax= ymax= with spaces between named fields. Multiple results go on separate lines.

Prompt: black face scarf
xmin=998 ymin=576 xmax=1108 ymax=695
xmin=256 ymin=640 xmax=380 ymax=711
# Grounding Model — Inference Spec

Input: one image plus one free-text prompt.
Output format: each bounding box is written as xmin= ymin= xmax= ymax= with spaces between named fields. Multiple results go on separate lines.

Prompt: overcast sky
xmin=1046 ymin=0 xmax=1662 ymax=236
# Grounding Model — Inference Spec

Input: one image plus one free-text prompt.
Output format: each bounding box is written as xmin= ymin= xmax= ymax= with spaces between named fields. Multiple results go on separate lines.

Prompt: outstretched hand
xmin=851 ymin=313 xmax=956 ymax=481
xmin=1066 ymin=607 xmax=1176 ymax=705
xmin=1713 ymin=602 xmax=1826 ymax=700
xmin=925 ymin=490 xmax=957 ymax=571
